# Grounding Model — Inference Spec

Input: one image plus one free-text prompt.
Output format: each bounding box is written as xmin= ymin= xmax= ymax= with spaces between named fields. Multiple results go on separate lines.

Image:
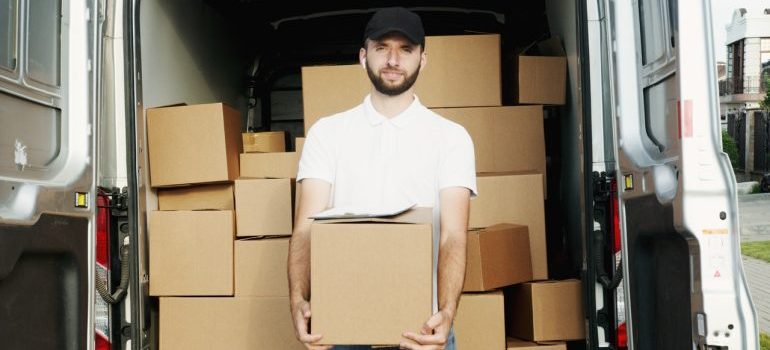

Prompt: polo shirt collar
xmin=363 ymin=94 xmax=423 ymax=128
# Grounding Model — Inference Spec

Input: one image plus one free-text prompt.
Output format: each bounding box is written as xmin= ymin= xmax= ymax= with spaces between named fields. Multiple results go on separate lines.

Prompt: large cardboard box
xmin=147 ymin=103 xmax=241 ymax=187
xmin=296 ymin=137 xmax=305 ymax=155
xmin=505 ymin=279 xmax=585 ymax=342
xmin=507 ymin=338 xmax=567 ymax=350
xmin=234 ymin=178 xmax=293 ymax=237
xmin=157 ymin=183 xmax=234 ymax=211
xmin=471 ymin=173 xmax=547 ymax=280
xmin=160 ymin=297 xmax=304 ymax=350
xmin=464 ymin=224 xmax=532 ymax=292
xmin=301 ymin=34 xmax=501 ymax=133
xmin=311 ymin=208 xmax=433 ymax=345
xmin=240 ymin=152 xmax=299 ymax=179
xmin=149 ymin=211 xmax=234 ymax=296
xmin=434 ymin=106 xmax=545 ymax=179
xmin=507 ymin=37 xmax=567 ymax=105
xmin=235 ymin=238 xmax=289 ymax=297
xmin=242 ymin=131 xmax=285 ymax=153
xmin=454 ymin=291 xmax=506 ymax=350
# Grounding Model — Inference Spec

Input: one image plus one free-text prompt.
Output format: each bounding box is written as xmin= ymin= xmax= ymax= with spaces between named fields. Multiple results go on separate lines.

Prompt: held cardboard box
xmin=239 ymin=152 xmax=299 ymax=179
xmin=434 ymin=106 xmax=546 ymax=184
xmin=234 ymin=178 xmax=293 ymax=237
xmin=471 ymin=173 xmax=547 ymax=280
xmin=147 ymin=103 xmax=241 ymax=187
xmin=453 ymin=291 xmax=506 ymax=350
xmin=464 ymin=224 xmax=533 ymax=292
xmin=301 ymin=34 xmax=501 ymax=133
xmin=506 ymin=37 xmax=567 ymax=105
xmin=505 ymin=279 xmax=585 ymax=342
xmin=242 ymin=131 xmax=286 ymax=153
xmin=235 ymin=238 xmax=289 ymax=296
xmin=157 ymin=183 xmax=234 ymax=211
xmin=507 ymin=338 xmax=567 ymax=350
xmin=311 ymin=208 xmax=433 ymax=345
xmin=149 ymin=211 xmax=234 ymax=296
xmin=160 ymin=297 xmax=304 ymax=350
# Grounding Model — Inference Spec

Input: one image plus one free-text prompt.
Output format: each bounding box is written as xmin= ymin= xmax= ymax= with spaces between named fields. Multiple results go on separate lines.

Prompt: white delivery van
xmin=0 ymin=0 xmax=759 ymax=349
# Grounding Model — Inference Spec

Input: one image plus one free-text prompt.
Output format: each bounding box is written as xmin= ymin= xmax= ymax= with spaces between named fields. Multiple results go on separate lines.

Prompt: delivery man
xmin=288 ymin=7 xmax=477 ymax=350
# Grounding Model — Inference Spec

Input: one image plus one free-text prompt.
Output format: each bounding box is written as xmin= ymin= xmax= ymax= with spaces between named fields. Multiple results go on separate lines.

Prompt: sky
xmin=709 ymin=0 xmax=769 ymax=62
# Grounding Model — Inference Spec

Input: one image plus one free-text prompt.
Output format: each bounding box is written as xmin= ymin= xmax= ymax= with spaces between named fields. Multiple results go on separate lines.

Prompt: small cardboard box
xmin=454 ymin=291 xmax=506 ymax=350
xmin=508 ymin=37 xmax=567 ymax=105
xmin=157 ymin=183 xmax=234 ymax=211
xmin=301 ymin=34 xmax=501 ymax=133
xmin=310 ymin=208 xmax=434 ymax=345
xmin=147 ymin=103 xmax=241 ymax=187
xmin=235 ymin=238 xmax=289 ymax=297
xmin=505 ymin=279 xmax=585 ymax=341
xmin=434 ymin=106 xmax=546 ymax=186
xmin=149 ymin=211 xmax=234 ymax=296
xmin=464 ymin=224 xmax=533 ymax=292
xmin=234 ymin=178 xmax=293 ymax=237
xmin=296 ymin=137 xmax=305 ymax=155
xmin=507 ymin=338 xmax=567 ymax=350
xmin=242 ymin=131 xmax=286 ymax=153
xmin=160 ymin=297 xmax=304 ymax=350
xmin=240 ymin=152 xmax=299 ymax=179
xmin=472 ymin=173 xmax=547 ymax=280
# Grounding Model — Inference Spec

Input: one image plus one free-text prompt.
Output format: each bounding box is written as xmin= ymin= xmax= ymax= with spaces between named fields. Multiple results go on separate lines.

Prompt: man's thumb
xmin=301 ymin=302 xmax=312 ymax=318
xmin=422 ymin=313 xmax=441 ymax=334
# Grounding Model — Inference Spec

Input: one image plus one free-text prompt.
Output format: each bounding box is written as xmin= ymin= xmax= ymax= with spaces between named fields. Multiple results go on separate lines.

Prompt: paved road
xmin=742 ymin=256 xmax=770 ymax=334
xmin=738 ymin=192 xmax=770 ymax=334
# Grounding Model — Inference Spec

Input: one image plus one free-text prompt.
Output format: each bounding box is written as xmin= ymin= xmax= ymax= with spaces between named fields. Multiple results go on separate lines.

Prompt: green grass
xmin=761 ymin=332 xmax=769 ymax=350
xmin=742 ymin=241 xmax=770 ymax=263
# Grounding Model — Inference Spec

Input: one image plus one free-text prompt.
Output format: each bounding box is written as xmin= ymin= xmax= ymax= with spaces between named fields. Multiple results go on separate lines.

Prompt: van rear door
xmin=606 ymin=0 xmax=758 ymax=348
xmin=0 ymin=0 xmax=100 ymax=349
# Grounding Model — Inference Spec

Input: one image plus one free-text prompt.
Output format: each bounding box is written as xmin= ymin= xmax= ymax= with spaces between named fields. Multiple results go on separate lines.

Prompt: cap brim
xmin=367 ymin=27 xmax=421 ymax=45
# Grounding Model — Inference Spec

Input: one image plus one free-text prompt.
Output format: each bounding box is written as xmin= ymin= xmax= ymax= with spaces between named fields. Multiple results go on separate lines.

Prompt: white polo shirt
xmin=297 ymin=94 xmax=477 ymax=312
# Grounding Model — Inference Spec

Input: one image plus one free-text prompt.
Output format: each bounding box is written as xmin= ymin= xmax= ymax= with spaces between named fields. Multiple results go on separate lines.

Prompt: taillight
xmin=95 ymin=191 xmax=111 ymax=350
xmin=610 ymin=178 xmax=627 ymax=349
xmin=617 ymin=322 xmax=628 ymax=348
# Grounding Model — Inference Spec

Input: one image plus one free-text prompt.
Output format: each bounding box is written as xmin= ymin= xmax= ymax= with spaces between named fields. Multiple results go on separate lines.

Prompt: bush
xmin=722 ymin=130 xmax=740 ymax=170
xmin=761 ymin=332 xmax=769 ymax=350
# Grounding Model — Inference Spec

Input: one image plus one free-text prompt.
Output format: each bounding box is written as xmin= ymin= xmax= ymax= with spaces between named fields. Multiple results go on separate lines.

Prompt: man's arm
xmin=288 ymin=178 xmax=332 ymax=349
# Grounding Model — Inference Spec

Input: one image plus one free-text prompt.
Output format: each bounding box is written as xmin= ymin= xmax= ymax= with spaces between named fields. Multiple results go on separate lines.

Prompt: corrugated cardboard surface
xmin=463 ymin=224 xmax=532 ymax=292
xmin=147 ymin=103 xmax=241 ymax=187
xmin=160 ymin=297 xmax=304 ymax=350
xmin=234 ymin=238 xmax=289 ymax=296
xmin=296 ymin=137 xmax=305 ymax=155
xmin=239 ymin=152 xmax=299 ymax=179
xmin=434 ymin=106 xmax=546 ymax=186
xmin=311 ymin=208 xmax=433 ymax=345
xmin=471 ymin=173 xmax=547 ymax=280
xmin=454 ymin=291 xmax=506 ymax=350
xmin=517 ymin=56 xmax=567 ymax=105
xmin=157 ymin=183 xmax=234 ymax=210
xmin=149 ymin=211 xmax=234 ymax=296
xmin=234 ymin=178 xmax=293 ymax=237
xmin=242 ymin=131 xmax=286 ymax=153
xmin=301 ymin=34 xmax=501 ymax=133
xmin=506 ymin=338 xmax=566 ymax=350
xmin=505 ymin=280 xmax=584 ymax=341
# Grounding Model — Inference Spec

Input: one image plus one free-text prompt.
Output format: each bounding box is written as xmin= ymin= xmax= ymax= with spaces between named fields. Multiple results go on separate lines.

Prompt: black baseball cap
xmin=363 ymin=7 xmax=425 ymax=46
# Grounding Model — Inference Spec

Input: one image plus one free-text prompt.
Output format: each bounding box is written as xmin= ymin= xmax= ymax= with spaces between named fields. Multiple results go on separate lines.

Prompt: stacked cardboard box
xmin=146 ymin=103 xmax=303 ymax=349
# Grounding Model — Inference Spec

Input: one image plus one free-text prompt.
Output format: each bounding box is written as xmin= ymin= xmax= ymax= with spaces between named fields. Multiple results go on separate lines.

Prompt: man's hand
xmin=400 ymin=309 xmax=453 ymax=350
xmin=291 ymin=299 xmax=332 ymax=350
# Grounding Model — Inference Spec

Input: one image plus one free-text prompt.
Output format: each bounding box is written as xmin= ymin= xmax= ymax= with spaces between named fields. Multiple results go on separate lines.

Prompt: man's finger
xmin=299 ymin=332 xmax=323 ymax=344
xmin=421 ymin=313 xmax=443 ymax=334
xmin=300 ymin=302 xmax=312 ymax=318
xmin=403 ymin=331 xmax=446 ymax=345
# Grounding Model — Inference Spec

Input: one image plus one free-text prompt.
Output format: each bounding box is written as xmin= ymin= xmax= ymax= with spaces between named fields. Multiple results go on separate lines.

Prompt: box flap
xmin=313 ymin=206 xmax=432 ymax=224
xmin=520 ymin=36 xmax=565 ymax=57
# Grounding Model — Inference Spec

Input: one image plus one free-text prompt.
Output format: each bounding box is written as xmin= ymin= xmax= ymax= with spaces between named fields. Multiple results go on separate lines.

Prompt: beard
xmin=365 ymin=59 xmax=421 ymax=96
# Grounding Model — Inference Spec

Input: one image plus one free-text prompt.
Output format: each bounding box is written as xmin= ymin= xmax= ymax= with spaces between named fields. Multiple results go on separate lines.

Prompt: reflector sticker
xmin=75 ymin=192 xmax=89 ymax=208
xmin=677 ymin=100 xmax=693 ymax=138
xmin=703 ymin=228 xmax=728 ymax=235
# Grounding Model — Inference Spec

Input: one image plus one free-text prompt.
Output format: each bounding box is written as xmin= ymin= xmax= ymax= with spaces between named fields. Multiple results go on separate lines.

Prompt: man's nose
xmin=387 ymin=49 xmax=400 ymax=67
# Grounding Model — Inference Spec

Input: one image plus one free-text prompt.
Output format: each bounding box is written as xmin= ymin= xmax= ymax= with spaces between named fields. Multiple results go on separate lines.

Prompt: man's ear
xmin=419 ymin=50 xmax=427 ymax=72
xmin=359 ymin=48 xmax=367 ymax=69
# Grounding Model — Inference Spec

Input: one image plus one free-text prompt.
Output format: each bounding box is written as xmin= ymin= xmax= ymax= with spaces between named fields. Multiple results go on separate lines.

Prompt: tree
xmin=761 ymin=75 xmax=770 ymax=111
xmin=722 ymin=130 xmax=740 ymax=170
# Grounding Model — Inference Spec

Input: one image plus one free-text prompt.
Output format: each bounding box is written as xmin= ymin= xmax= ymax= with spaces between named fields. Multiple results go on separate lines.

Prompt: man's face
xmin=361 ymin=33 xmax=425 ymax=96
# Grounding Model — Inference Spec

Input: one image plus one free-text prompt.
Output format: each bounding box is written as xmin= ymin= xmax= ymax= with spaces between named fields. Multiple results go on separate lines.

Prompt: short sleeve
xmin=296 ymin=121 xmax=335 ymax=184
xmin=437 ymin=126 xmax=478 ymax=197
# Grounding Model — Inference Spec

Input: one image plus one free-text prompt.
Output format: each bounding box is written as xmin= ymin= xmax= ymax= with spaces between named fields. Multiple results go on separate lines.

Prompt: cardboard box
xmin=240 ymin=152 xmax=299 ymax=179
xmin=160 ymin=297 xmax=304 ymax=350
xmin=235 ymin=238 xmax=289 ymax=297
xmin=147 ymin=103 xmax=241 ymax=187
xmin=464 ymin=224 xmax=533 ymax=292
xmin=454 ymin=291 xmax=506 ymax=350
xmin=242 ymin=131 xmax=285 ymax=153
xmin=505 ymin=279 xmax=585 ymax=341
xmin=149 ymin=211 xmax=234 ymax=296
xmin=311 ymin=208 xmax=433 ymax=345
xmin=508 ymin=37 xmax=567 ymax=105
xmin=296 ymin=137 xmax=305 ymax=155
xmin=157 ymin=183 xmax=234 ymax=211
xmin=234 ymin=178 xmax=293 ymax=237
xmin=302 ymin=34 xmax=501 ymax=133
xmin=507 ymin=338 xmax=567 ymax=350
xmin=434 ymin=106 xmax=546 ymax=180
xmin=472 ymin=173 xmax=546 ymax=280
